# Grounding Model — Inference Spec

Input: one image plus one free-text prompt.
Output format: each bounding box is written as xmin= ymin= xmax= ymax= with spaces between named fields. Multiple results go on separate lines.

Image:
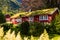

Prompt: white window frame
xmin=43 ymin=15 xmax=48 ymax=20
xmin=39 ymin=15 xmax=48 ymax=20
xmin=39 ymin=16 xmax=43 ymax=20
xmin=16 ymin=18 xmax=22 ymax=23
xmin=29 ymin=17 xmax=34 ymax=22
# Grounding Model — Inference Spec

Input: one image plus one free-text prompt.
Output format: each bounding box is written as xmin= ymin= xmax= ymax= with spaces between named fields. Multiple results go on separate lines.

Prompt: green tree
xmin=20 ymin=21 xmax=30 ymax=36
xmin=0 ymin=10 xmax=6 ymax=24
xmin=45 ymin=14 xmax=60 ymax=34
xmin=54 ymin=14 xmax=60 ymax=34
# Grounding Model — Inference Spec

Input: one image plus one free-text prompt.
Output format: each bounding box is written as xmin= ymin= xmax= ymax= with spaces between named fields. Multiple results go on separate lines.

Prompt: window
xmin=16 ymin=18 xmax=22 ymax=23
xmin=43 ymin=15 xmax=48 ymax=20
xmin=39 ymin=16 xmax=43 ymax=20
xmin=39 ymin=15 xmax=48 ymax=20
xmin=29 ymin=17 xmax=34 ymax=22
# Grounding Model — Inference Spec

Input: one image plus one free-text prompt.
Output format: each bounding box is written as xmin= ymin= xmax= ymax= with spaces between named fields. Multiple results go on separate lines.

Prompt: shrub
xmin=11 ymin=25 xmax=20 ymax=35
xmin=30 ymin=22 xmax=44 ymax=36
xmin=1 ymin=23 xmax=13 ymax=33
xmin=45 ymin=24 xmax=56 ymax=34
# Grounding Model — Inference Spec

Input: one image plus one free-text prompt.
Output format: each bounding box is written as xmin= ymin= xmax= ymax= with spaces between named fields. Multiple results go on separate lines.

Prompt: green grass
xmin=49 ymin=34 xmax=60 ymax=40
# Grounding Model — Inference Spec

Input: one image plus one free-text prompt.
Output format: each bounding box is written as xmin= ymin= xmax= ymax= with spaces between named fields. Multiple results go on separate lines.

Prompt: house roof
xmin=11 ymin=8 xmax=59 ymax=18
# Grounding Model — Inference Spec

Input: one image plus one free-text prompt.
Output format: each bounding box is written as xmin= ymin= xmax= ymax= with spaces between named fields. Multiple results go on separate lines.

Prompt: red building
xmin=10 ymin=8 xmax=59 ymax=24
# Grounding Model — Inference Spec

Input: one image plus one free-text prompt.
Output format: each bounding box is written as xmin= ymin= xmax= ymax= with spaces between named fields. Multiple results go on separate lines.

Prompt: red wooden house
xmin=10 ymin=8 xmax=59 ymax=24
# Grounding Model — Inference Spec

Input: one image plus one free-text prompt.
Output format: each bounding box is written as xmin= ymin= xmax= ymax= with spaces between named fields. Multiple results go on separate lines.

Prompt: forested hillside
xmin=0 ymin=0 xmax=60 ymax=13
xmin=0 ymin=0 xmax=21 ymax=14
xmin=45 ymin=0 xmax=60 ymax=8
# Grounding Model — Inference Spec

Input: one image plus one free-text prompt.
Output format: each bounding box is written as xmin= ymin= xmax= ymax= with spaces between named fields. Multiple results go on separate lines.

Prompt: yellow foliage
xmin=0 ymin=27 xmax=4 ymax=40
xmin=0 ymin=27 xmax=4 ymax=37
xmin=31 ymin=35 xmax=34 ymax=40
xmin=16 ymin=32 xmax=22 ymax=40
xmin=38 ymin=29 xmax=49 ymax=40
xmin=0 ymin=27 xmax=50 ymax=40
xmin=10 ymin=31 xmax=16 ymax=40
xmin=24 ymin=37 xmax=28 ymax=40
xmin=3 ymin=29 xmax=11 ymax=40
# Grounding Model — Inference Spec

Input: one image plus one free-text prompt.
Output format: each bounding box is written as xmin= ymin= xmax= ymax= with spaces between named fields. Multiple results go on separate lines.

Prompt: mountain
xmin=9 ymin=1 xmax=20 ymax=10
xmin=11 ymin=0 xmax=22 ymax=6
xmin=0 ymin=0 xmax=22 ymax=14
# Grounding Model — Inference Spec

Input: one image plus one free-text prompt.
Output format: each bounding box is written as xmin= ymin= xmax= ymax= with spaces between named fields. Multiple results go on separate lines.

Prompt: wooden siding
xmin=48 ymin=15 xmax=52 ymax=23
xmin=34 ymin=15 xmax=39 ymax=22
xmin=22 ymin=17 xmax=28 ymax=22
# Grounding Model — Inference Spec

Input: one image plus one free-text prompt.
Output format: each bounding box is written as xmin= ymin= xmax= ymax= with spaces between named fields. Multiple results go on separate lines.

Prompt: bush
xmin=30 ymin=22 xmax=44 ymax=36
xmin=45 ymin=24 xmax=56 ymax=34
xmin=20 ymin=21 xmax=30 ymax=36
xmin=11 ymin=25 xmax=20 ymax=35
xmin=1 ymin=23 xmax=13 ymax=33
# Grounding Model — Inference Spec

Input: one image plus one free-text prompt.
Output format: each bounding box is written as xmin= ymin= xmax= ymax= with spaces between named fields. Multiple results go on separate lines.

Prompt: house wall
xmin=11 ymin=15 xmax=53 ymax=24
xmin=22 ymin=17 xmax=28 ymax=22
xmin=10 ymin=9 xmax=59 ymax=24
xmin=34 ymin=15 xmax=39 ymax=22
xmin=48 ymin=15 xmax=52 ymax=23
xmin=39 ymin=15 xmax=52 ymax=23
xmin=11 ymin=18 xmax=18 ymax=24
